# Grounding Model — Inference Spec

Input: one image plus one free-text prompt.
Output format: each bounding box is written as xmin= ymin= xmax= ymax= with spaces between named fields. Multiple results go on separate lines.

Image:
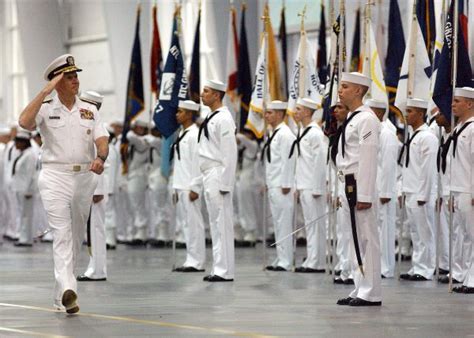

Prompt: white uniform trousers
xmin=396 ymin=200 xmax=412 ymax=256
xmin=38 ymin=168 xmax=97 ymax=303
xmin=4 ymin=187 xmax=19 ymax=238
xmin=33 ymin=194 xmax=49 ymax=236
xmin=176 ymin=189 xmax=206 ymax=269
xmin=104 ymin=194 xmax=117 ymax=246
xmin=148 ymin=173 xmax=170 ymax=240
xmin=127 ymin=174 xmax=148 ymax=240
xmin=115 ymin=187 xmax=132 ymax=241
xmin=335 ymin=195 xmax=353 ymax=281
xmin=378 ymin=198 xmax=396 ymax=278
xmin=299 ymin=190 xmax=326 ymax=270
xmin=405 ymin=193 xmax=436 ymax=279
xmin=268 ymin=187 xmax=294 ymax=270
xmin=348 ymin=204 xmax=382 ymax=302
xmin=16 ymin=193 xmax=34 ymax=244
xmin=83 ymin=195 xmax=108 ymax=279
xmin=452 ymin=192 xmax=473 ymax=285
xmin=437 ymin=197 xmax=450 ymax=271
xmin=237 ymin=170 xmax=259 ymax=235
xmin=202 ymin=166 xmax=235 ymax=279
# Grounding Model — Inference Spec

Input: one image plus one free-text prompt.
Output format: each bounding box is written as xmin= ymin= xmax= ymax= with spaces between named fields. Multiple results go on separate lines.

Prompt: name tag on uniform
xmin=49 ymin=116 xmax=61 ymax=120
xmin=80 ymin=109 xmax=94 ymax=120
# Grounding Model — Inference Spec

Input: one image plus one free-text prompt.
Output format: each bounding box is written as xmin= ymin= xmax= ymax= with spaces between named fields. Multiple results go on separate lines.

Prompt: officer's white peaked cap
xmin=365 ymin=99 xmax=387 ymax=109
xmin=80 ymin=91 xmax=104 ymax=105
xmin=406 ymin=98 xmax=428 ymax=110
xmin=178 ymin=100 xmax=200 ymax=111
xmin=296 ymin=97 xmax=320 ymax=110
xmin=267 ymin=100 xmax=288 ymax=110
xmin=454 ymin=87 xmax=474 ymax=99
xmin=204 ymin=79 xmax=227 ymax=92
xmin=43 ymin=54 xmax=82 ymax=81
xmin=341 ymin=72 xmax=371 ymax=88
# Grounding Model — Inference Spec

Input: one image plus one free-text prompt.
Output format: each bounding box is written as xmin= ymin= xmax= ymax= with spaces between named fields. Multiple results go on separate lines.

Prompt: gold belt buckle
xmin=72 ymin=165 xmax=81 ymax=172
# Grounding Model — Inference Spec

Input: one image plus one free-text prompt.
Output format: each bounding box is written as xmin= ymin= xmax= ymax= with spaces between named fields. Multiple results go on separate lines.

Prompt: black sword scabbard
xmin=344 ymin=174 xmax=364 ymax=276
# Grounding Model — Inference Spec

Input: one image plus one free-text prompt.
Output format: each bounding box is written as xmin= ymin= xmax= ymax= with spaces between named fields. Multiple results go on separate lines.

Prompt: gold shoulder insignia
xmin=80 ymin=108 xmax=95 ymax=120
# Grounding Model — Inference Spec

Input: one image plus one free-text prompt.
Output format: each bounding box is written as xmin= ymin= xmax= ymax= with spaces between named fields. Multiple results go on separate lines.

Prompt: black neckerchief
xmin=198 ymin=110 xmax=220 ymax=142
xmin=451 ymin=121 xmax=473 ymax=158
xmin=341 ymin=111 xmax=361 ymax=158
xmin=12 ymin=151 xmax=26 ymax=176
xmin=397 ymin=130 xmax=421 ymax=167
xmin=261 ymin=128 xmax=281 ymax=163
xmin=170 ymin=130 xmax=189 ymax=162
xmin=289 ymin=126 xmax=313 ymax=158
xmin=437 ymin=134 xmax=452 ymax=174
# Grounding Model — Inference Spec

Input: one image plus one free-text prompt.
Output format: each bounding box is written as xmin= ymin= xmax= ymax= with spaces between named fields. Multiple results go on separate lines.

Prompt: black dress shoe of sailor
xmin=265 ymin=265 xmax=276 ymax=271
xmin=128 ymin=239 xmax=146 ymax=246
xmin=295 ymin=267 xmax=307 ymax=273
xmin=207 ymin=275 xmax=234 ymax=282
xmin=106 ymin=244 xmax=116 ymax=250
xmin=336 ymin=297 xmax=353 ymax=305
xmin=273 ymin=266 xmax=287 ymax=271
xmin=438 ymin=268 xmax=449 ymax=275
xmin=453 ymin=286 xmax=474 ymax=294
xmin=349 ymin=298 xmax=382 ymax=307
xmin=343 ymin=278 xmax=354 ymax=285
xmin=76 ymin=275 xmax=106 ymax=282
xmin=175 ymin=242 xmax=187 ymax=249
xmin=14 ymin=242 xmax=33 ymax=247
xmin=182 ymin=266 xmax=205 ymax=272
xmin=438 ymin=276 xmax=461 ymax=284
xmin=409 ymin=274 xmax=429 ymax=281
xmin=333 ymin=278 xmax=345 ymax=284
xmin=400 ymin=273 xmax=412 ymax=280
xmin=203 ymin=274 xmax=212 ymax=281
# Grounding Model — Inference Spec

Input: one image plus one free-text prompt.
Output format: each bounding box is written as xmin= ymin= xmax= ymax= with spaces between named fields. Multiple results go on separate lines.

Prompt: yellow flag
xmin=264 ymin=4 xmax=282 ymax=101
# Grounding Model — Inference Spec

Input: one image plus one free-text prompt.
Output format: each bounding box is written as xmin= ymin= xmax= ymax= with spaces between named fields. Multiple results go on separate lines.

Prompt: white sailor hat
xmin=406 ymin=98 xmax=428 ymax=110
xmin=341 ymin=72 xmax=371 ymax=87
xmin=453 ymin=87 xmax=474 ymax=99
xmin=16 ymin=128 xmax=31 ymax=140
xmin=111 ymin=119 xmax=124 ymax=127
xmin=267 ymin=100 xmax=288 ymax=110
xmin=365 ymin=99 xmax=387 ymax=109
xmin=296 ymin=97 xmax=320 ymax=110
xmin=105 ymin=123 xmax=115 ymax=134
xmin=80 ymin=91 xmax=104 ymax=106
xmin=43 ymin=54 xmax=82 ymax=81
xmin=131 ymin=116 xmax=149 ymax=128
xmin=178 ymin=100 xmax=200 ymax=111
xmin=204 ymin=79 xmax=227 ymax=92
xmin=0 ymin=124 xmax=10 ymax=136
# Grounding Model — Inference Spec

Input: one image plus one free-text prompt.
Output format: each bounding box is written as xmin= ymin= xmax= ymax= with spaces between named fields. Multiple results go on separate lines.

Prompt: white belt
xmin=42 ymin=163 xmax=90 ymax=173
xmin=200 ymin=160 xmax=221 ymax=172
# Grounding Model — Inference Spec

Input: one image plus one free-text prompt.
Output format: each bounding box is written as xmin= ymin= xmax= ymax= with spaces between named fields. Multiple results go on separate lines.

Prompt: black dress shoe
xmin=438 ymin=268 xmax=449 ymax=275
xmin=106 ymin=244 xmax=116 ymax=250
xmin=438 ymin=276 xmax=461 ymax=284
xmin=333 ymin=278 xmax=345 ymax=284
xmin=128 ymin=239 xmax=146 ymax=246
xmin=343 ymin=278 xmax=354 ymax=285
xmin=76 ymin=274 xmax=106 ymax=282
xmin=304 ymin=268 xmax=325 ymax=273
xmin=273 ymin=266 xmax=287 ymax=271
xmin=175 ymin=242 xmax=186 ymax=249
xmin=203 ymin=274 xmax=212 ymax=281
xmin=3 ymin=234 xmax=18 ymax=242
xmin=453 ymin=286 xmax=474 ymax=294
xmin=265 ymin=265 xmax=275 ymax=271
xmin=409 ymin=274 xmax=429 ymax=281
xmin=349 ymin=298 xmax=382 ymax=307
xmin=206 ymin=275 xmax=234 ymax=282
xmin=400 ymin=273 xmax=412 ymax=280
xmin=337 ymin=297 xmax=353 ymax=305
xmin=182 ymin=266 xmax=205 ymax=272
xmin=334 ymin=270 xmax=341 ymax=276
xmin=14 ymin=242 xmax=33 ymax=247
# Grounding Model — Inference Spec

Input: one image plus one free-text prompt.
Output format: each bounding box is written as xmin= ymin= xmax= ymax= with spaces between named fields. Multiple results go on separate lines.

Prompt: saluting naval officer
xmin=263 ymin=100 xmax=296 ymax=271
xmin=292 ymin=98 xmax=327 ymax=273
xmin=172 ymin=100 xmax=206 ymax=272
xmin=19 ymin=54 xmax=109 ymax=313
xmin=336 ymin=72 xmax=382 ymax=307
xmin=450 ymin=87 xmax=474 ymax=294
xmin=199 ymin=80 xmax=238 ymax=282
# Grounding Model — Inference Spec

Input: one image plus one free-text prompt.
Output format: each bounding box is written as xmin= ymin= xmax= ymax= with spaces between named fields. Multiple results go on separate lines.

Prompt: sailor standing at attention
xmin=199 ymin=80 xmax=237 ymax=282
xmin=335 ymin=72 xmax=382 ymax=307
xmin=18 ymin=54 xmax=109 ymax=313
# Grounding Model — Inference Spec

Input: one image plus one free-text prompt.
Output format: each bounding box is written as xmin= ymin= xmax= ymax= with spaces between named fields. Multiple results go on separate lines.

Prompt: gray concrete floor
xmin=0 ymin=241 xmax=473 ymax=338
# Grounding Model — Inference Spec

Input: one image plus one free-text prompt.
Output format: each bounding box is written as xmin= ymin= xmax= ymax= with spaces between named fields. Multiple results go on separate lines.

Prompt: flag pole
xmin=448 ymin=0 xmax=460 ymax=294
xmin=150 ymin=1 xmax=157 ymax=132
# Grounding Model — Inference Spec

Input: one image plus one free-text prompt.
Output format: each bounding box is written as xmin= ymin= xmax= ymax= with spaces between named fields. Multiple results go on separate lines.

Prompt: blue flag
xmin=153 ymin=17 xmax=188 ymax=138
xmin=416 ymin=0 xmax=436 ymax=62
xmin=121 ymin=7 xmax=144 ymax=173
xmin=238 ymin=4 xmax=252 ymax=133
xmin=432 ymin=2 xmax=473 ymax=121
xmin=189 ymin=9 xmax=201 ymax=103
xmin=317 ymin=3 xmax=328 ymax=85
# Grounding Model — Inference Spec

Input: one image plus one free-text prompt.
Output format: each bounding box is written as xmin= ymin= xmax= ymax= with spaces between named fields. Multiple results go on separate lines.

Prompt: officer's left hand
xmin=356 ymin=202 xmax=372 ymax=210
xmin=281 ymin=188 xmax=291 ymax=195
xmin=380 ymin=197 xmax=391 ymax=204
xmin=90 ymin=157 xmax=105 ymax=174
xmin=417 ymin=200 xmax=426 ymax=206
xmin=93 ymin=195 xmax=104 ymax=203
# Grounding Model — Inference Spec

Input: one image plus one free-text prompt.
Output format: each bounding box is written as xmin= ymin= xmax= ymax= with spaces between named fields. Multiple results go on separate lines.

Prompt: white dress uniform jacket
xmin=35 ymin=95 xmax=108 ymax=304
xmin=198 ymin=106 xmax=237 ymax=279
xmin=336 ymin=105 xmax=382 ymax=302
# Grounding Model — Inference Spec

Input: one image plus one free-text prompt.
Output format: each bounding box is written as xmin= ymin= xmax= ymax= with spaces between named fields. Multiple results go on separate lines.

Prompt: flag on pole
xmin=189 ymin=6 xmax=201 ymax=103
xmin=432 ymin=2 xmax=473 ymax=121
xmin=264 ymin=4 xmax=283 ymax=101
xmin=317 ymin=3 xmax=328 ymax=84
xmin=350 ymin=8 xmax=361 ymax=72
xmin=416 ymin=0 xmax=436 ymax=61
xmin=153 ymin=11 xmax=188 ymax=138
xmin=394 ymin=4 xmax=432 ymax=111
xmin=225 ymin=5 xmax=240 ymax=119
xmin=278 ymin=5 xmax=289 ymax=99
xmin=238 ymin=3 xmax=252 ymax=132
xmin=361 ymin=9 xmax=388 ymax=110
xmin=121 ymin=6 xmax=144 ymax=173
xmin=467 ymin=0 xmax=474 ymax=72
xmin=246 ymin=35 xmax=267 ymax=139
xmin=150 ymin=3 xmax=163 ymax=102
xmin=385 ymin=0 xmax=405 ymax=121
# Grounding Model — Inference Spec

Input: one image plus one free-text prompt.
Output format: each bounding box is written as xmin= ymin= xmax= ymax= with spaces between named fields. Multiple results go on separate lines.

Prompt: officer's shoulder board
xmin=42 ymin=98 xmax=53 ymax=104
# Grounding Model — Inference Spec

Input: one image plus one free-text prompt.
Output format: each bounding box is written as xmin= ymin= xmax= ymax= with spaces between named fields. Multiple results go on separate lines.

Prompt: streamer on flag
xmin=225 ymin=5 xmax=240 ymax=121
